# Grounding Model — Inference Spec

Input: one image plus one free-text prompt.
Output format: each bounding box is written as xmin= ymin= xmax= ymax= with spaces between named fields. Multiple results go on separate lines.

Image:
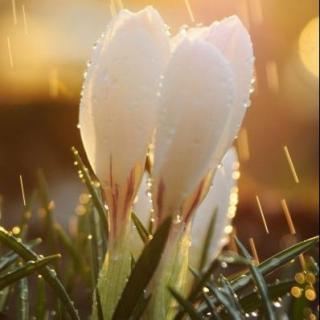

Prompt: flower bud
xmin=79 ymin=7 xmax=170 ymax=240
xmin=151 ymin=15 xmax=253 ymax=225
xmin=152 ymin=36 xmax=236 ymax=224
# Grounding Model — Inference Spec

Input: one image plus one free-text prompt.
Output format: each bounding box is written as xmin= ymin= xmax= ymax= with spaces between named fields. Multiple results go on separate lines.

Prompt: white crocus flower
xmin=79 ymin=7 xmax=254 ymax=319
xmin=190 ymin=147 xmax=239 ymax=269
xmin=79 ymin=7 xmax=170 ymax=243
xmin=199 ymin=16 xmax=255 ymax=164
xmin=151 ymin=16 xmax=253 ymax=226
xmin=134 ymin=148 xmax=239 ymax=264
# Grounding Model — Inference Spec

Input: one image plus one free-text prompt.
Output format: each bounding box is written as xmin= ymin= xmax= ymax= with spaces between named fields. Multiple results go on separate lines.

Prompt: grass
xmin=0 ymin=148 xmax=318 ymax=319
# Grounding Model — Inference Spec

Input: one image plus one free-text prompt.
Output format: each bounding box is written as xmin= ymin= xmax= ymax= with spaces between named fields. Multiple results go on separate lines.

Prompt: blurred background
xmin=0 ymin=0 xmax=319 ymax=260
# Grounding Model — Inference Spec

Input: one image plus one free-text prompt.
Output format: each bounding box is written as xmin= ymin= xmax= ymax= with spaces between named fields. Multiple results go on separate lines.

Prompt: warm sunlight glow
xmin=299 ymin=16 xmax=319 ymax=78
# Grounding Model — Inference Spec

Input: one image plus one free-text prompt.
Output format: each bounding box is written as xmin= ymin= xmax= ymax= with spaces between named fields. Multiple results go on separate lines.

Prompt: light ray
xmin=184 ymin=0 xmax=195 ymax=23
xmin=7 ymin=37 xmax=14 ymax=68
xmin=280 ymin=199 xmax=296 ymax=235
xmin=11 ymin=0 xmax=17 ymax=25
xmin=249 ymin=237 xmax=260 ymax=264
xmin=116 ymin=0 xmax=124 ymax=10
xmin=248 ymin=0 xmax=264 ymax=25
xmin=110 ymin=0 xmax=117 ymax=17
xmin=284 ymin=146 xmax=300 ymax=183
xmin=265 ymin=61 xmax=279 ymax=93
xmin=255 ymin=195 xmax=270 ymax=234
xmin=19 ymin=175 xmax=26 ymax=207
xmin=49 ymin=68 xmax=59 ymax=98
xmin=22 ymin=5 xmax=29 ymax=35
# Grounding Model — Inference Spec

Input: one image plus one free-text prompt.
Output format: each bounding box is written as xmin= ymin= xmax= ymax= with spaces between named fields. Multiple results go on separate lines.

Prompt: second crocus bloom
xmin=152 ymin=15 xmax=254 ymax=227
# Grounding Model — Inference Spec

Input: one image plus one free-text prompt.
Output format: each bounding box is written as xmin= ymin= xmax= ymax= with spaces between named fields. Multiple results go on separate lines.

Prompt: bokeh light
xmin=299 ymin=16 xmax=319 ymax=78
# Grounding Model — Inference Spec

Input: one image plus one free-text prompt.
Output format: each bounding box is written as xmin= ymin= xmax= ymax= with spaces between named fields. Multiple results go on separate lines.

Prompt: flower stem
xmin=91 ymin=224 xmax=132 ymax=320
xmin=145 ymin=224 xmax=190 ymax=320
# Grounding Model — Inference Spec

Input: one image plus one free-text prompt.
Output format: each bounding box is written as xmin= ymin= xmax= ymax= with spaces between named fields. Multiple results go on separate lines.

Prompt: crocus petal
xmin=152 ymin=37 xmax=236 ymax=223
xmin=203 ymin=16 xmax=254 ymax=160
xmin=190 ymin=147 xmax=239 ymax=268
xmin=80 ymin=7 xmax=170 ymax=189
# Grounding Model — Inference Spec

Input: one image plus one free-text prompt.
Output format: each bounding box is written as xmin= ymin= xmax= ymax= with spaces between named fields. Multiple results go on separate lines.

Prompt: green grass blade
xmin=71 ymin=146 xmax=108 ymax=251
xmin=169 ymin=287 xmax=201 ymax=320
xmin=20 ymin=191 xmax=36 ymax=239
xmin=206 ymin=284 xmax=242 ymax=320
xmin=239 ymin=280 xmax=294 ymax=313
xmin=0 ymin=239 xmax=42 ymax=273
xmin=17 ymin=277 xmax=29 ymax=320
xmin=0 ymin=251 xmax=19 ymax=273
xmin=220 ymin=276 xmax=245 ymax=314
xmin=37 ymin=170 xmax=57 ymax=253
xmin=131 ymin=212 xmax=151 ymax=244
xmin=235 ymin=237 xmax=276 ymax=320
xmin=0 ymin=227 xmax=80 ymax=320
xmin=0 ymin=255 xmax=60 ymax=290
xmin=175 ymin=259 xmax=219 ymax=320
xmin=217 ymin=251 xmax=252 ymax=266
xmin=112 ymin=217 xmax=172 ymax=320
xmin=198 ymin=208 xmax=217 ymax=271
xmin=54 ymin=223 xmax=84 ymax=274
xmin=87 ymin=207 xmax=104 ymax=320
xmin=187 ymin=259 xmax=219 ymax=302
xmin=0 ymin=286 xmax=9 ymax=312
xmin=202 ymin=291 xmax=222 ymax=320
xmin=230 ymin=236 xmax=319 ymax=291
xmin=35 ymin=275 xmax=46 ymax=320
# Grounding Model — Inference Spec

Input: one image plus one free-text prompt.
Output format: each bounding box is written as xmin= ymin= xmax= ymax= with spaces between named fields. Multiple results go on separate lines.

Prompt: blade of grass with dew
xmin=35 ymin=275 xmax=46 ymax=320
xmin=218 ymin=251 xmax=253 ymax=266
xmin=0 ymin=240 xmax=42 ymax=273
xmin=198 ymin=208 xmax=217 ymax=271
xmin=175 ymin=261 xmax=215 ymax=320
xmin=235 ymin=237 xmax=276 ymax=320
xmin=87 ymin=206 xmax=104 ymax=320
xmin=131 ymin=212 xmax=151 ymax=244
xmin=88 ymin=208 xmax=101 ymax=284
xmin=112 ymin=217 xmax=172 ymax=320
xmin=239 ymin=280 xmax=295 ymax=314
xmin=71 ymin=146 xmax=108 ymax=252
xmin=230 ymin=236 xmax=319 ymax=291
xmin=54 ymin=223 xmax=85 ymax=274
xmin=20 ymin=191 xmax=36 ymax=240
xmin=0 ymin=227 xmax=80 ymax=320
xmin=0 ymin=251 xmax=20 ymax=273
xmin=178 ymin=252 xmax=250 ymax=320
xmin=92 ymin=207 xmax=105 ymax=269
xmin=220 ymin=276 xmax=245 ymax=315
xmin=206 ymin=283 xmax=241 ymax=319
xmin=0 ymin=287 xmax=9 ymax=312
xmin=202 ymin=291 xmax=222 ymax=320
xmin=175 ymin=260 xmax=220 ymax=320
xmin=17 ymin=277 xmax=29 ymax=320
xmin=37 ymin=170 xmax=58 ymax=253
xmin=197 ymin=237 xmax=319 ymax=315
xmin=169 ymin=287 xmax=202 ymax=320
xmin=0 ymin=255 xmax=61 ymax=290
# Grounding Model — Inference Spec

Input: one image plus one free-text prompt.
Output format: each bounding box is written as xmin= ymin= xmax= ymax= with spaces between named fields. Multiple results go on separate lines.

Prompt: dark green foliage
xmin=0 ymin=150 xmax=318 ymax=319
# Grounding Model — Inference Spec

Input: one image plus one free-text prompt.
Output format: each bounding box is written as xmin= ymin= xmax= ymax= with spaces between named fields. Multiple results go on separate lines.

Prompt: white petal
xmin=190 ymin=147 xmax=239 ymax=268
xmin=133 ymin=173 xmax=152 ymax=226
xmin=204 ymin=16 xmax=254 ymax=160
xmin=152 ymin=37 xmax=236 ymax=221
xmin=79 ymin=7 xmax=170 ymax=188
